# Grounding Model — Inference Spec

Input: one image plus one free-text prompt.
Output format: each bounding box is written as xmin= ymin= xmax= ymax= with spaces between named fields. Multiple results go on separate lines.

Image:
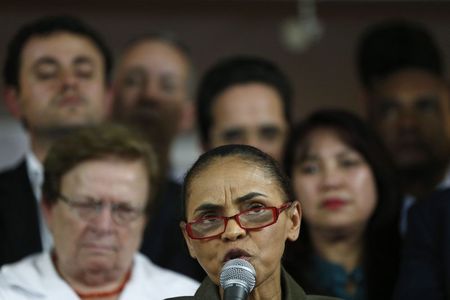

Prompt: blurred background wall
xmin=1 ymin=0 xmax=449 ymax=167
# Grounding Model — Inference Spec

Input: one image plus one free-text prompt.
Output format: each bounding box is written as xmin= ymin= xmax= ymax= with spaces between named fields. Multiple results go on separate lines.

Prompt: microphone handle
xmin=224 ymin=284 xmax=249 ymax=300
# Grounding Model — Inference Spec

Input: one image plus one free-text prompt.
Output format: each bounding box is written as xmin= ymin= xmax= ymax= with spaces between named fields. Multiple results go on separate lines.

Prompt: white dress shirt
xmin=25 ymin=152 xmax=53 ymax=252
xmin=400 ymin=164 xmax=450 ymax=234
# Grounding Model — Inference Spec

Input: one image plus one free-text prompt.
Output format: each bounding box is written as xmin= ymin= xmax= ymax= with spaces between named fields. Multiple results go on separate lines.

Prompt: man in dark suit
xmin=113 ymin=33 xmax=204 ymax=281
xmin=0 ymin=15 xmax=112 ymax=266
xmin=356 ymin=21 xmax=450 ymax=202
xmin=394 ymin=188 xmax=450 ymax=299
xmin=356 ymin=20 xmax=450 ymax=235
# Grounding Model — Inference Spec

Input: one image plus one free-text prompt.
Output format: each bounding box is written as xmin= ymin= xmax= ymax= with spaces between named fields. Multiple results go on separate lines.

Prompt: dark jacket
xmin=140 ymin=178 xmax=205 ymax=281
xmin=394 ymin=188 xmax=450 ymax=300
xmin=0 ymin=159 xmax=42 ymax=266
xmin=165 ymin=267 xmax=341 ymax=300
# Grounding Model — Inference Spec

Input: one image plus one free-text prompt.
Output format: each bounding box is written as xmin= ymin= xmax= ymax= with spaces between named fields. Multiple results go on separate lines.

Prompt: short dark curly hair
xmin=283 ymin=109 xmax=402 ymax=300
xmin=356 ymin=19 xmax=443 ymax=90
xmin=196 ymin=55 xmax=293 ymax=146
xmin=3 ymin=15 xmax=113 ymax=89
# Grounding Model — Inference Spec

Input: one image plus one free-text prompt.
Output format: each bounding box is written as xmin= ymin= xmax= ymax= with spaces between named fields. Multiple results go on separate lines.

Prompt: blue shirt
xmin=307 ymin=255 xmax=365 ymax=300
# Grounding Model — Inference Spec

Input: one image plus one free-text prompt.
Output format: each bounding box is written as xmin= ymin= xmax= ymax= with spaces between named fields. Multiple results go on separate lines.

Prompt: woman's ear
xmin=287 ymin=201 xmax=301 ymax=242
xmin=180 ymin=221 xmax=197 ymax=259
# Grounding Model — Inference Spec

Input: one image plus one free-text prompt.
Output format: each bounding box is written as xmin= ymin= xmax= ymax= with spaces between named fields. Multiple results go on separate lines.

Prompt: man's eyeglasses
xmin=58 ymin=194 xmax=145 ymax=225
xmin=184 ymin=202 xmax=294 ymax=240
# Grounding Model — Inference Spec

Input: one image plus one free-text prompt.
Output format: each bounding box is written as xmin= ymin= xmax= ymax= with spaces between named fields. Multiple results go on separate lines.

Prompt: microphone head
xmin=220 ymin=258 xmax=256 ymax=294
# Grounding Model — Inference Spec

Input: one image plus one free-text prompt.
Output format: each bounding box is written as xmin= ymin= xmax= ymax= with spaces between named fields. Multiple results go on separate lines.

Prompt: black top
xmin=166 ymin=267 xmax=341 ymax=300
xmin=0 ymin=159 xmax=42 ymax=266
xmin=140 ymin=178 xmax=205 ymax=281
xmin=394 ymin=188 xmax=450 ymax=300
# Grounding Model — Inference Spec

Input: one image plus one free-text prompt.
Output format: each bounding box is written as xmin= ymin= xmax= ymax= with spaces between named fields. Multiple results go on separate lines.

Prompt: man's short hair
xmin=42 ymin=123 xmax=158 ymax=217
xmin=196 ymin=55 xmax=292 ymax=145
xmin=3 ymin=15 xmax=113 ymax=88
xmin=356 ymin=19 xmax=444 ymax=90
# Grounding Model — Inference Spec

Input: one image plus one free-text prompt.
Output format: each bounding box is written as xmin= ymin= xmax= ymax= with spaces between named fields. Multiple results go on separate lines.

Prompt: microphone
xmin=220 ymin=258 xmax=256 ymax=300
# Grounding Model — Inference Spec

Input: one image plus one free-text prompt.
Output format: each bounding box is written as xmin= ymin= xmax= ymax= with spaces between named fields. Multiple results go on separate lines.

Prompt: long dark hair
xmin=283 ymin=109 xmax=402 ymax=300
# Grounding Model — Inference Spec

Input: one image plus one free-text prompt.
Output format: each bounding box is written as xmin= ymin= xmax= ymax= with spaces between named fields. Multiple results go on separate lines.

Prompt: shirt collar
xmin=437 ymin=164 xmax=450 ymax=189
xmin=26 ymin=151 xmax=44 ymax=200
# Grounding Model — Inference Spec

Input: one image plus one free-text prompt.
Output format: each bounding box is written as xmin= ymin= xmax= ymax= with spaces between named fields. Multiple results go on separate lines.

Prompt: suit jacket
xmin=165 ymin=267 xmax=341 ymax=300
xmin=394 ymin=188 xmax=450 ymax=300
xmin=0 ymin=159 xmax=42 ymax=266
xmin=139 ymin=178 xmax=205 ymax=281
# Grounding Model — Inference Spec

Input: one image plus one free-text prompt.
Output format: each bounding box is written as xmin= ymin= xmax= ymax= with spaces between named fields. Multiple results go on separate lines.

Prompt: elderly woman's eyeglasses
xmin=185 ymin=202 xmax=294 ymax=240
xmin=58 ymin=194 xmax=145 ymax=225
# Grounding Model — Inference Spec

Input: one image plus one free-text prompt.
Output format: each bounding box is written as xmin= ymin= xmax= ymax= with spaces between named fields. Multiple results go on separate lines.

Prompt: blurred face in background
xmin=114 ymin=39 xmax=192 ymax=138
xmin=6 ymin=31 xmax=110 ymax=134
xmin=368 ymin=69 xmax=450 ymax=172
xmin=292 ymin=128 xmax=377 ymax=232
xmin=208 ymin=83 xmax=288 ymax=163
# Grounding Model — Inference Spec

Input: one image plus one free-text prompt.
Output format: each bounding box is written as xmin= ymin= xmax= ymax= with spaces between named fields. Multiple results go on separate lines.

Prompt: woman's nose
xmin=320 ymin=166 xmax=343 ymax=190
xmin=221 ymin=218 xmax=246 ymax=242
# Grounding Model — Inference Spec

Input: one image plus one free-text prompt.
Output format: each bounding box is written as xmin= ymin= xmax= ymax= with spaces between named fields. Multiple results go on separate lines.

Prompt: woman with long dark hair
xmin=283 ymin=109 xmax=402 ymax=300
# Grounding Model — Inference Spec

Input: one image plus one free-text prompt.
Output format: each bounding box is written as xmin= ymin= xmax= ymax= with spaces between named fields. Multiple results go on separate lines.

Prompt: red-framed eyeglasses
xmin=185 ymin=202 xmax=294 ymax=240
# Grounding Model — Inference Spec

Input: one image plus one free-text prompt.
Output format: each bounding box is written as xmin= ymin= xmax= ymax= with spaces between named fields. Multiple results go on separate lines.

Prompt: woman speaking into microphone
xmin=166 ymin=144 xmax=339 ymax=300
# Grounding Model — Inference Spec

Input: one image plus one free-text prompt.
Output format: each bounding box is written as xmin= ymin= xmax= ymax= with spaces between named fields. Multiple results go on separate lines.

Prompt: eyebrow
xmin=32 ymin=56 xmax=96 ymax=73
xmin=300 ymin=149 xmax=357 ymax=161
xmin=193 ymin=203 xmax=221 ymax=214
xmin=299 ymin=153 xmax=318 ymax=162
xmin=221 ymin=127 xmax=245 ymax=138
xmin=193 ymin=192 xmax=268 ymax=214
xmin=160 ymin=71 xmax=177 ymax=80
xmin=123 ymin=67 xmax=147 ymax=78
xmin=73 ymin=56 xmax=95 ymax=66
xmin=222 ymin=127 xmax=244 ymax=133
xmin=33 ymin=56 xmax=58 ymax=68
xmin=235 ymin=192 xmax=267 ymax=204
xmin=259 ymin=125 xmax=282 ymax=131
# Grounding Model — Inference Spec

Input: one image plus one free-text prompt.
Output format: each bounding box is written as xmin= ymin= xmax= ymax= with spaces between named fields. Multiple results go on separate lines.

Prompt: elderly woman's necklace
xmin=52 ymin=252 xmax=132 ymax=299
xmin=76 ymin=270 xmax=131 ymax=299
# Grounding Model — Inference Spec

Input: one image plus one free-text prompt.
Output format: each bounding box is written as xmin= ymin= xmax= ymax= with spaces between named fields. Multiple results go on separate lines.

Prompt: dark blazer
xmin=394 ymin=188 xmax=450 ymax=300
xmin=0 ymin=159 xmax=42 ymax=266
xmin=166 ymin=268 xmax=341 ymax=300
xmin=139 ymin=178 xmax=205 ymax=281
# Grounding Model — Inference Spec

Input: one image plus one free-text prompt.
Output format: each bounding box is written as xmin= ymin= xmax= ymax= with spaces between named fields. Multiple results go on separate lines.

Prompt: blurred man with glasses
xmin=113 ymin=32 xmax=204 ymax=280
xmin=0 ymin=124 xmax=198 ymax=299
